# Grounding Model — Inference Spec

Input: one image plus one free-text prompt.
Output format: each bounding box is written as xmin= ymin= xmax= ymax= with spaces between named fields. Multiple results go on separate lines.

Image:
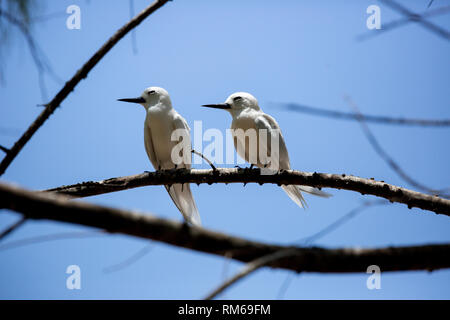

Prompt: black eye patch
xmin=233 ymin=96 xmax=242 ymax=101
xmin=148 ymin=90 xmax=156 ymax=94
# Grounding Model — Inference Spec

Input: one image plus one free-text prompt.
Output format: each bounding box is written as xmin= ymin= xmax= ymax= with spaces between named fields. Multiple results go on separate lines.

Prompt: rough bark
xmin=46 ymin=168 xmax=450 ymax=216
xmin=1 ymin=182 xmax=449 ymax=274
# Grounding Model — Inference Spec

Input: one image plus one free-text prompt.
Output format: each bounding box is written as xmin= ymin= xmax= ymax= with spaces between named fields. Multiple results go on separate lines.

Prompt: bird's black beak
xmin=202 ymin=103 xmax=231 ymax=110
xmin=117 ymin=97 xmax=146 ymax=104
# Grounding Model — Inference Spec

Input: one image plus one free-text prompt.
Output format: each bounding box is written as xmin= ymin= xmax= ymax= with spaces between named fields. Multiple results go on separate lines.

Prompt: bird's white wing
xmin=255 ymin=113 xmax=290 ymax=170
xmin=144 ymin=123 xmax=159 ymax=169
xmin=256 ymin=113 xmax=330 ymax=207
xmin=256 ymin=114 xmax=307 ymax=207
xmin=172 ymin=113 xmax=192 ymax=169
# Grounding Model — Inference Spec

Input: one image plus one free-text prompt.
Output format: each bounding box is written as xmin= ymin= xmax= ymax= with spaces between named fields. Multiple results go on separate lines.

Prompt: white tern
xmin=119 ymin=87 xmax=201 ymax=226
xmin=203 ymin=92 xmax=330 ymax=208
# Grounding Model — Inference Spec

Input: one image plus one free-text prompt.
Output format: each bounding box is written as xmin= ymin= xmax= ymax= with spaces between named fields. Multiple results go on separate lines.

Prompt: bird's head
xmin=202 ymin=92 xmax=260 ymax=115
xmin=118 ymin=86 xmax=172 ymax=109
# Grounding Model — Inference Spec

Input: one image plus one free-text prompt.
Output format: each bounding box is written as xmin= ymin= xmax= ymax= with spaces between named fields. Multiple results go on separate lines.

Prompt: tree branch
xmin=277 ymin=103 xmax=450 ymax=127
xmin=379 ymin=0 xmax=450 ymax=40
xmin=294 ymin=200 xmax=389 ymax=245
xmin=0 ymin=0 xmax=170 ymax=176
xmin=276 ymin=200 xmax=389 ymax=298
xmin=45 ymin=168 xmax=450 ymax=216
xmin=344 ymin=95 xmax=449 ymax=198
xmin=0 ymin=216 xmax=27 ymax=241
xmin=0 ymin=145 xmax=9 ymax=154
xmin=357 ymin=4 xmax=450 ymax=41
xmin=0 ymin=8 xmax=62 ymax=100
xmin=0 ymin=230 xmax=105 ymax=252
xmin=205 ymin=249 xmax=297 ymax=300
xmin=1 ymin=181 xmax=449 ymax=274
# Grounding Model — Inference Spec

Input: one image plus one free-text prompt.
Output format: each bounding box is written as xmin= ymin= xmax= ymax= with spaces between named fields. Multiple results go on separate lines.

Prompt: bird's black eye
xmin=148 ymin=90 xmax=155 ymax=94
xmin=233 ymin=96 xmax=242 ymax=102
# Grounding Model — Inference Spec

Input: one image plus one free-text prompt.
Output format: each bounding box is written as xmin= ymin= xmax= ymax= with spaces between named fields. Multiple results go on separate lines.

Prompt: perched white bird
xmin=119 ymin=87 xmax=201 ymax=226
xmin=203 ymin=92 xmax=330 ymax=208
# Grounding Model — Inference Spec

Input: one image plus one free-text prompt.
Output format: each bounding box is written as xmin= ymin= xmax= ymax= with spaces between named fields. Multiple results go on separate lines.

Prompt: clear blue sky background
xmin=1 ymin=0 xmax=449 ymax=299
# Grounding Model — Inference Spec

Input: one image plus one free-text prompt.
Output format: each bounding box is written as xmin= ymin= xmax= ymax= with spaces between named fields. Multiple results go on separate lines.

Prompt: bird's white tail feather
xmin=282 ymin=185 xmax=308 ymax=209
xmin=297 ymin=186 xmax=332 ymax=198
xmin=165 ymin=184 xmax=201 ymax=226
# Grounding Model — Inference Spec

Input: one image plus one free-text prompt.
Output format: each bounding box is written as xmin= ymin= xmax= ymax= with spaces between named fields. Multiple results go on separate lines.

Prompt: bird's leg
xmin=237 ymin=164 xmax=254 ymax=187
xmin=164 ymin=164 xmax=178 ymax=173
xmin=243 ymin=164 xmax=255 ymax=174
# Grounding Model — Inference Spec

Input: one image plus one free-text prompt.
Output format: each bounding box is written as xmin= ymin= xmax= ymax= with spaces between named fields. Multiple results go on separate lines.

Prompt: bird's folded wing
xmin=144 ymin=124 xmax=159 ymax=169
xmin=172 ymin=113 xmax=192 ymax=169
xmin=255 ymin=114 xmax=286 ymax=169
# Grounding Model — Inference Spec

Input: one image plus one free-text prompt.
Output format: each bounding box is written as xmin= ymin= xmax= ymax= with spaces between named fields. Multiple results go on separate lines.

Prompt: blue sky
xmin=0 ymin=0 xmax=449 ymax=299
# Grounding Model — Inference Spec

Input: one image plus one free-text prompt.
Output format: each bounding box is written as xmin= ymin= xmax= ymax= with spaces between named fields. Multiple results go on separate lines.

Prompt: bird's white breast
xmin=145 ymin=107 xmax=177 ymax=169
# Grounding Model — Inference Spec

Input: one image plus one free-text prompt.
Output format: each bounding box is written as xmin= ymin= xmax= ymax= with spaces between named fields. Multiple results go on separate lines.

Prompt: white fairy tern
xmin=119 ymin=87 xmax=201 ymax=226
xmin=203 ymin=92 xmax=330 ymax=208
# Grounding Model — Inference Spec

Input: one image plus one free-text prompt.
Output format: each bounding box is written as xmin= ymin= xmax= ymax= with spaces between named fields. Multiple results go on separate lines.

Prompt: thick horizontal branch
xmin=46 ymin=168 xmax=450 ymax=216
xmin=0 ymin=0 xmax=170 ymax=176
xmin=1 ymin=182 xmax=450 ymax=273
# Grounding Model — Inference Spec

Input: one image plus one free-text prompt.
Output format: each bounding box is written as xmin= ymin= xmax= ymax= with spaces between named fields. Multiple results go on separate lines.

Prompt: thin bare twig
xmin=276 ymin=199 xmax=389 ymax=299
xmin=276 ymin=272 xmax=295 ymax=300
xmin=27 ymin=10 xmax=67 ymax=23
xmin=192 ymin=150 xmax=217 ymax=170
xmin=0 ymin=0 xmax=171 ymax=176
xmin=0 ymin=230 xmax=105 ymax=252
xmin=221 ymin=252 xmax=233 ymax=283
xmin=344 ymin=96 xmax=450 ymax=198
xmin=379 ymin=0 xmax=450 ymax=40
xmin=0 ymin=145 xmax=9 ymax=153
xmin=129 ymin=0 xmax=138 ymax=55
xmin=357 ymin=4 xmax=450 ymax=41
xmin=0 ymin=126 xmax=22 ymax=137
xmin=217 ymin=200 xmax=388 ymax=300
xmin=103 ymin=244 xmax=152 ymax=274
xmin=45 ymin=168 xmax=450 ymax=216
xmin=0 ymin=8 xmax=62 ymax=100
xmin=0 ymin=216 xmax=26 ymax=241
xmin=295 ymin=200 xmax=389 ymax=246
xmin=205 ymin=249 xmax=297 ymax=300
xmin=276 ymin=103 xmax=450 ymax=127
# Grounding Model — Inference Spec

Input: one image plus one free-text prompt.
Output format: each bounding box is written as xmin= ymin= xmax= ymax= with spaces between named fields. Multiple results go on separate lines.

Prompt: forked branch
xmin=0 ymin=181 xmax=449 ymax=274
